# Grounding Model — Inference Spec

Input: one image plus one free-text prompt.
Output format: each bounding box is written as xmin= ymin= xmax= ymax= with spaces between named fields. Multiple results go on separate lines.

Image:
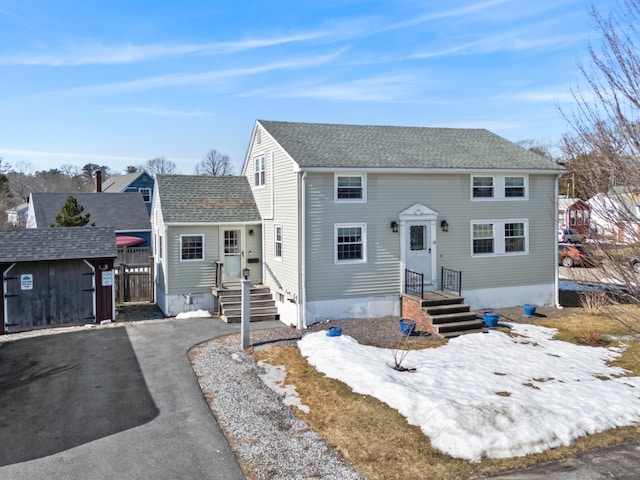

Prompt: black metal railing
xmin=440 ymin=267 xmax=462 ymax=296
xmin=404 ymin=269 xmax=424 ymax=299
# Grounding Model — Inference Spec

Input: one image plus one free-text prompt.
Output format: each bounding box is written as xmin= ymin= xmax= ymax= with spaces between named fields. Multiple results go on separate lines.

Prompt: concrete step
xmin=222 ymin=312 xmax=279 ymax=323
xmin=440 ymin=327 xmax=485 ymax=338
xmin=435 ymin=319 xmax=485 ymax=334
xmin=424 ymin=303 xmax=471 ymax=316
xmin=429 ymin=311 xmax=478 ymax=324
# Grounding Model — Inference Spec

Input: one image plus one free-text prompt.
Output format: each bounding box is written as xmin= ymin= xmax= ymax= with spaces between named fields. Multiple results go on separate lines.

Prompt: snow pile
xmin=298 ymin=324 xmax=640 ymax=462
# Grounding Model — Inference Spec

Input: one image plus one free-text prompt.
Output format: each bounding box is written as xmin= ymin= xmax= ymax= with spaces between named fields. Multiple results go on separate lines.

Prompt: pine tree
xmin=52 ymin=195 xmax=92 ymax=227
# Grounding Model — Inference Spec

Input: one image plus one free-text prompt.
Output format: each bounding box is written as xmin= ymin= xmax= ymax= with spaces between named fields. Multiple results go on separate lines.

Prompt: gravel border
xmin=190 ymin=335 xmax=366 ymax=480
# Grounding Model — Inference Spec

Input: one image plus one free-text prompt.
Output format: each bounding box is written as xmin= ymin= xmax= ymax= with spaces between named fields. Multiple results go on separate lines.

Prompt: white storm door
xmin=222 ymin=229 xmax=242 ymax=281
xmin=406 ymin=222 xmax=432 ymax=284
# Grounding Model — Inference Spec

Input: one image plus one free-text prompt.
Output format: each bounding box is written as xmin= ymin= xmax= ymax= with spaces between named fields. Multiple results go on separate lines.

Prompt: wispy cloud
xmin=48 ymin=50 xmax=346 ymax=96
xmin=243 ymin=74 xmax=423 ymax=102
xmin=0 ymin=148 xmax=148 ymax=163
xmin=498 ymin=89 xmax=576 ymax=103
xmin=0 ymin=31 xmax=328 ymax=67
xmin=101 ymin=106 xmax=210 ymax=117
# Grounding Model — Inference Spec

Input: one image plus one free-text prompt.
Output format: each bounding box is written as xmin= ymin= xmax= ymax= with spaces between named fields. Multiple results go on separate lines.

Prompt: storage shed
xmin=0 ymin=227 xmax=117 ymax=334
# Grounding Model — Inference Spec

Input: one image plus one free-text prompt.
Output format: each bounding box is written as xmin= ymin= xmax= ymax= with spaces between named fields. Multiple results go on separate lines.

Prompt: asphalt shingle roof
xmin=101 ymin=172 xmax=144 ymax=192
xmin=30 ymin=192 xmax=151 ymax=231
xmin=0 ymin=227 xmax=117 ymax=262
xmin=156 ymin=175 xmax=261 ymax=224
xmin=258 ymin=120 xmax=562 ymax=171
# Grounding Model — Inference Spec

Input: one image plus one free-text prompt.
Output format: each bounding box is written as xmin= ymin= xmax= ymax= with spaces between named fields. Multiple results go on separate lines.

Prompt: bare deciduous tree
xmin=194 ymin=149 xmax=233 ymax=176
xmin=561 ymin=0 xmax=640 ymax=330
xmin=144 ymin=157 xmax=177 ymax=177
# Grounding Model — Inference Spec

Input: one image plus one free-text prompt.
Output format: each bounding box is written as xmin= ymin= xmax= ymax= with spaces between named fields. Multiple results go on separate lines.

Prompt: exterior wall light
xmin=440 ymin=220 xmax=449 ymax=232
xmin=391 ymin=221 xmax=399 ymax=233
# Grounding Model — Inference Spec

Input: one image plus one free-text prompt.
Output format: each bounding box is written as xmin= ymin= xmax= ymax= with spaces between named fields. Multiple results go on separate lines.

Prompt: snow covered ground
xmin=298 ymin=324 xmax=640 ymax=462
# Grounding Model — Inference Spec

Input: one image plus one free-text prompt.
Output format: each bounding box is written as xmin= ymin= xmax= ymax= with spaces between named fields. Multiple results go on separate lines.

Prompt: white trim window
xmin=472 ymin=220 xmax=528 ymax=256
xmin=158 ymin=234 xmax=163 ymax=259
xmin=180 ymin=234 xmax=204 ymax=261
xmin=139 ymin=187 xmax=151 ymax=202
xmin=335 ymin=223 xmax=367 ymax=263
xmin=335 ymin=173 xmax=366 ymax=202
xmin=471 ymin=175 xmax=528 ymax=200
xmin=472 ymin=176 xmax=494 ymax=198
xmin=505 ymin=176 xmax=525 ymax=198
xmin=274 ymin=224 xmax=283 ymax=260
xmin=254 ymin=154 xmax=266 ymax=187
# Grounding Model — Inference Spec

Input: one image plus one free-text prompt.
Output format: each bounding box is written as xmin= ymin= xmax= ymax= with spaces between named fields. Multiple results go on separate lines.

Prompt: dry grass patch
xmin=254 ymin=311 xmax=640 ymax=479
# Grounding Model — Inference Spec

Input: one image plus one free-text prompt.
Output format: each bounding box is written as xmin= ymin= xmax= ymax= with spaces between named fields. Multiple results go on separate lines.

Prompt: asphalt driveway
xmin=0 ymin=317 xmax=268 ymax=480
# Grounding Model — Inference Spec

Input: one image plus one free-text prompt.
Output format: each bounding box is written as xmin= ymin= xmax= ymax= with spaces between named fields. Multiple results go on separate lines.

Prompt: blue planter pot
xmin=524 ymin=304 xmax=537 ymax=316
xmin=327 ymin=326 xmax=342 ymax=337
xmin=399 ymin=319 xmax=417 ymax=336
xmin=483 ymin=311 xmax=500 ymax=327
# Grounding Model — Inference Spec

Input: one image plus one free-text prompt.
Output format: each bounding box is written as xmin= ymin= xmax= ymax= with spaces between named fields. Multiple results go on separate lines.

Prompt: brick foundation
xmin=401 ymin=294 xmax=438 ymax=335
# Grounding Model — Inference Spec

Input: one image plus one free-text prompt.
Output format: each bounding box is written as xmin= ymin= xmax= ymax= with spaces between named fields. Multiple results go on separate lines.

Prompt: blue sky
xmin=0 ymin=0 xmax=612 ymax=175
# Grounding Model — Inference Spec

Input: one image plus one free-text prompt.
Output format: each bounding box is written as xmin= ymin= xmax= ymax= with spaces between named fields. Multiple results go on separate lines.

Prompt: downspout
xmin=299 ymin=171 xmax=307 ymax=330
xmin=555 ymin=174 xmax=561 ymax=308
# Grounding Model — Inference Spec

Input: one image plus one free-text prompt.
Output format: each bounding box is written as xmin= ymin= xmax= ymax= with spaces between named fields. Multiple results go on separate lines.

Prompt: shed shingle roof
xmin=156 ymin=175 xmax=261 ymax=224
xmin=257 ymin=120 xmax=562 ymax=171
xmin=30 ymin=192 xmax=151 ymax=231
xmin=0 ymin=227 xmax=117 ymax=262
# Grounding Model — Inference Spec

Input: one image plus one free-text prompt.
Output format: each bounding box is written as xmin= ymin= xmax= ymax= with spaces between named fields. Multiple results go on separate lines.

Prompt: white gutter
xmin=299 ymin=171 xmax=307 ymax=330
xmin=298 ymin=167 xmax=564 ymax=175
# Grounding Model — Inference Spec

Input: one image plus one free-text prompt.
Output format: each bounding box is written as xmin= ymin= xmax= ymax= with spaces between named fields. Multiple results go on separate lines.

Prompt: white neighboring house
xmin=6 ymin=202 xmax=28 ymax=226
xmin=241 ymin=120 xmax=564 ymax=328
xmin=588 ymin=186 xmax=640 ymax=243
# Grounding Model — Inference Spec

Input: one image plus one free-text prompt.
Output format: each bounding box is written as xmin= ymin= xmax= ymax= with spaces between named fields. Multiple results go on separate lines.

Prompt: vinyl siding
xmin=247 ymin=125 xmax=301 ymax=299
xmin=304 ymin=172 xmax=556 ymax=302
xmin=166 ymin=225 xmax=218 ymax=295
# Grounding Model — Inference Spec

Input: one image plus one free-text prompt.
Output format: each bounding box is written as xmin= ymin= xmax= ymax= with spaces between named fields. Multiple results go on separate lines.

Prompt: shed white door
xmin=222 ymin=229 xmax=242 ymax=282
xmin=405 ymin=222 xmax=432 ymax=284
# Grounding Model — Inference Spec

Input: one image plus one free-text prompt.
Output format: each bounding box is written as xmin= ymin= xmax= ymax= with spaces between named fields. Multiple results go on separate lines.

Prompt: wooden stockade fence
xmin=115 ymin=263 xmax=154 ymax=305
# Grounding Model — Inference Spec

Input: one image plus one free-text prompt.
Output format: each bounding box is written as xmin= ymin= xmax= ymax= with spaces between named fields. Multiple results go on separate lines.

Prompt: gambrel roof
xmin=29 ymin=192 xmax=151 ymax=231
xmin=255 ymin=120 xmax=562 ymax=171
xmin=0 ymin=227 xmax=117 ymax=262
xmin=155 ymin=175 xmax=261 ymax=224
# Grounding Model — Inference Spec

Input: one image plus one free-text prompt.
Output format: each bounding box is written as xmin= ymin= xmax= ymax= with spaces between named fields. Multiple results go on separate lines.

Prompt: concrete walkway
xmin=0 ymin=316 xmax=280 ymax=480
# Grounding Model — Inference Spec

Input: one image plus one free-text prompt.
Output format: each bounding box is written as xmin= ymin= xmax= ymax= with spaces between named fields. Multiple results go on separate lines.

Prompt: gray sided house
xmin=242 ymin=120 xmax=564 ymax=328
xmin=152 ymin=175 xmax=261 ymax=316
xmin=0 ymin=227 xmax=117 ymax=333
xmin=27 ymin=192 xmax=152 ymax=247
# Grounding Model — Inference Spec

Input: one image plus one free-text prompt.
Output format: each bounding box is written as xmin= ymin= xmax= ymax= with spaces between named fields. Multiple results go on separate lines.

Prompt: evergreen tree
xmin=52 ymin=195 xmax=92 ymax=227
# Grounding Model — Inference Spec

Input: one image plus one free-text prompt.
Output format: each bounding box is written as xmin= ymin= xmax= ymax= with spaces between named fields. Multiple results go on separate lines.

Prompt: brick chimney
xmin=94 ymin=170 xmax=102 ymax=192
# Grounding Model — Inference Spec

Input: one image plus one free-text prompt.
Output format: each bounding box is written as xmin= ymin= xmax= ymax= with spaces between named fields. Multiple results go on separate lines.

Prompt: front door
xmin=406 ymin=222 xmax=432 ymax=285
xmin=222 ymin=229 xmax=242 ymax=282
